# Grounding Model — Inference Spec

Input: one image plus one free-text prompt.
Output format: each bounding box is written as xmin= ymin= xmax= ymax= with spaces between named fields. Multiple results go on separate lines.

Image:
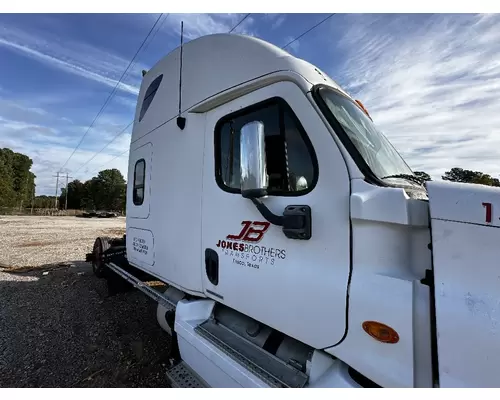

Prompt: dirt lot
xmin=0 ymin=215 xmax=126 ymax=268
xmin=0 ymin=216 xmax=173 ymax=388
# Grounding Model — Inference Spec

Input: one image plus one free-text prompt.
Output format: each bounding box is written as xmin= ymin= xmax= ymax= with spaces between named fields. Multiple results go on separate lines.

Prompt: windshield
xmin=317 ymin=87 xmax=414 ymax=180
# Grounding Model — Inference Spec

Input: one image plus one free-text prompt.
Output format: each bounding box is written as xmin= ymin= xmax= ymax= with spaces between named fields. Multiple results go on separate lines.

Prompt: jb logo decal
xmin=226 ymin=220 xmax=270 ymax=242
xmin=216 ymin=220 xmax=286 ymax=269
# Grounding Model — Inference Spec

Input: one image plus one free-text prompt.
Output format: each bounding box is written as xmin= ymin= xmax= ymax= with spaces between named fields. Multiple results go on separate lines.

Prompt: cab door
xmin=201 ymin=81 xmax=351 ymax=349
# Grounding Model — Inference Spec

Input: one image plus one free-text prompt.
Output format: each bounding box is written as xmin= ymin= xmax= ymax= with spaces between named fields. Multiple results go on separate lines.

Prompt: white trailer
xmin=87 ymin=33 xmax=500 ymax=388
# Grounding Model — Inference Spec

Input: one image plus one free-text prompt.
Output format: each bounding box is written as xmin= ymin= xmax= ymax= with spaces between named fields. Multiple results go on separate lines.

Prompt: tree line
xmin=58 ymin=169 xmax=126 ymax=212
xmin=414 ymin=168 xmax=500 ymax=186
xmin=0 ymin=148 xmax=36 ymax=208
xmin=0 ymin=147 xmax=126 ymax=212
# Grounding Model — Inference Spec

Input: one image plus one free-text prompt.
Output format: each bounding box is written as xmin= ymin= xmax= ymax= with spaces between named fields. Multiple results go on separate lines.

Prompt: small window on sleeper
xmin=133 ymin=159 xmax=145 ymax=205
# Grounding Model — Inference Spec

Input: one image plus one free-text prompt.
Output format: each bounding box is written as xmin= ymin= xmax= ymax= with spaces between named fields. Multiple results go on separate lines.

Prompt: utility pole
xmin=64 ymin=173 xmax=73 ymax=210
xmin=53 ymin=172 xmax=60 ymax=209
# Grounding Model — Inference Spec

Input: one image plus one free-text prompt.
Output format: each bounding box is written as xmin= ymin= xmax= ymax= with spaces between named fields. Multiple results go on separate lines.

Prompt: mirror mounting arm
xmin=250 ymin=198 xmax=284 ymax=226
xmin=249 ymin=198 xmax=312 ymax=240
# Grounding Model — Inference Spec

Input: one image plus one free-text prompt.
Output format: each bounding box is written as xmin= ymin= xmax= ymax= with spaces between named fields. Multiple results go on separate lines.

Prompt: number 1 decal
xmin=482 ymin=202 xmax=492 ymax=223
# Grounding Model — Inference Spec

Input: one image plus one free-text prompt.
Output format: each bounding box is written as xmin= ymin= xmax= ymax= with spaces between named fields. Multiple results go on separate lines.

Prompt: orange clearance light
xmin=362 ymin=321 xmax=399 ymax=344
xmin=355 ymin=99 xmax=373 ymax=121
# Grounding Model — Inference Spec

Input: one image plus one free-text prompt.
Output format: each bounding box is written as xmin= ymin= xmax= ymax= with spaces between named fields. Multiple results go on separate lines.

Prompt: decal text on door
xmin=215 ymin=220 xmax=286 ymax=269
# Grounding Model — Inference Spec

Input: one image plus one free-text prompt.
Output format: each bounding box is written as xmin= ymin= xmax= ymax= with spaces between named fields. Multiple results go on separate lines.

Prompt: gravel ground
xmin=0 ymin=216 xmax=126 ymax=268
xmin=0 ymin=216 xmax=173 ymax=388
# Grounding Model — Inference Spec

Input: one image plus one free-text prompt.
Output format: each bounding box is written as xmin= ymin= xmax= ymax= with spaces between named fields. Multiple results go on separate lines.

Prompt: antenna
xmin=176 ymin=20 xmax=186 ymax=130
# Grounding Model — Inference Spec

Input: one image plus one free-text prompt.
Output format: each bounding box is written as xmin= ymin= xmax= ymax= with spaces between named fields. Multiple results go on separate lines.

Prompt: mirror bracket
xmin=250 ymin=198 xmax=283 ymax=226
xmin=282 ymin=205 xmax=312 ymax=240
xmin=250 ymin=198 xmax=312 ymax=240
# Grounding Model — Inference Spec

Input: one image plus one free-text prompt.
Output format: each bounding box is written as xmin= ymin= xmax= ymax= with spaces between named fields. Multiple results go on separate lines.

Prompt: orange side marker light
xmin=362 ymin=321 xmax=399 ymax=344
xmin=355 ymin=99 xmax=373 ymax=121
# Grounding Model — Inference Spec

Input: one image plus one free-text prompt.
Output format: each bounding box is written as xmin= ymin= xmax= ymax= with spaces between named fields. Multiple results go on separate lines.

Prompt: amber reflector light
xmin=362 ymin=321 xmax=399 ymax=344
xmin=355 ymin=99 xmax=373 ymax=120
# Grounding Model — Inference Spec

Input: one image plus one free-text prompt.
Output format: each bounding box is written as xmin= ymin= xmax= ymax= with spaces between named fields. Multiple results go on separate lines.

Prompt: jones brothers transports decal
xmin=216 ymin=221 xmax=286 ymax=269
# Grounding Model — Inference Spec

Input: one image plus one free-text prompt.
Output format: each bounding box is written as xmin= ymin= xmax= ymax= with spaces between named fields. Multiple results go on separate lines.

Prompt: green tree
xmin=58 ymin=179 xmax=86 ymax=210
xmin=34 ymin=195 xmax=56 ymax=208
xmin=442 ymin=167 xmax=500 ymax=187
xmin=78 ymin=169 xmax=126 ymax=211
xmin=0 ymin=147 xmax=128 ymax=211
xmin=0 ymin=148 xmax=36 ymax=208
xmin=414 ymin=171 xmax=432 ymax=182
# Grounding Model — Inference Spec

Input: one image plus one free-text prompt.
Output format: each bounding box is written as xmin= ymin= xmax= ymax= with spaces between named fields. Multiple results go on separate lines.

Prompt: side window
xmin=133 ymin=159 xmax=145 ymax=205
xmin=216 ymin=98 xmax=317 ymax=196
xmin=139 ymin=74 xmax=163 ymax=122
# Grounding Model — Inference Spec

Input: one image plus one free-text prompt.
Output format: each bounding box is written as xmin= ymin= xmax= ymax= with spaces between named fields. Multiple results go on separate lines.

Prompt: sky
xmin=0 ymin=13 xmax=499 ymax=195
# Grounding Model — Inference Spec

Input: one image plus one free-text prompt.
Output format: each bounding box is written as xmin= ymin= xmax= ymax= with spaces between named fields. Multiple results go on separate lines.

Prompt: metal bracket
xmin=282 ymin=205 xmax=312 ymax=240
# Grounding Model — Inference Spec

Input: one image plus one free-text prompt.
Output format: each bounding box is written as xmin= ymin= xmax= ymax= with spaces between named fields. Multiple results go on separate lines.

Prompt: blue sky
xmin=1 ymin=13 xmax=499 ymax=195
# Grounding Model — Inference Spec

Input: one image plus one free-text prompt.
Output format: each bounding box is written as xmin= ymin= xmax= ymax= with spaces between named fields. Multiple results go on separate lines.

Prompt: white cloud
xmin=0 ymin=14 xmax=264 ymax=196
xmin=0 ymin=97 xmax=49 ymax=124
xmin=11 ymin=13 xmax=500 ymax=194
xmin=114 ymin=95 xmax=138 ymax=111
xmin=331 ymin=13 xmax=500 ymax=181
xmin=0 ymin=93 xmax=132 ymax=194
xmin=0 ymin=25 xmax=145 ymax=95
xmin=1 ymin=124 xmax=130 ymax=195
xmin=282 ymin=36 xmax=300 ymax=53
xmin=162 ymin=13 xmax=256 ymax=40
xmin=262 ymin=13 xmax=287 ymax=30
xmin=58 ymin=115 xmax=132 ymax=175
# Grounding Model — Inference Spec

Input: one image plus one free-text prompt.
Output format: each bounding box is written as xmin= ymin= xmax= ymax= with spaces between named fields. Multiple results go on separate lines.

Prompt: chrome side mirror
xmin=238 ymin=120 xmax=312 ymax=240
xmin=239 ymin=121 xmax=268 ymax=198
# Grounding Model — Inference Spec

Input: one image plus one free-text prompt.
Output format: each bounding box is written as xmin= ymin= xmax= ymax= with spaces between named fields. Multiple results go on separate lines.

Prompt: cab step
xmin=194 ymin=319 xmax=309 ymax=388
xmin=166 ymin=361 xmax=210 ymax=388
xmin=106 ymin=262 xmax=175 ymax=311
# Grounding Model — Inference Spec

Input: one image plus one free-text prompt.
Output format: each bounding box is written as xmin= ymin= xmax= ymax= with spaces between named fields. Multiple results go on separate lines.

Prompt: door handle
xmin=205 ymin=248 xmax=219 ymax=286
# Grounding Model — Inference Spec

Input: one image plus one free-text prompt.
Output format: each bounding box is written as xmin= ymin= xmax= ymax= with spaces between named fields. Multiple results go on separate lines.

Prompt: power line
xmin=282 ymin=13 xmax=336 ymax=50
xmin=229 ymin=14 xmax=251 ymax=33
xmin=58 ymin=13 xmax=164 ymax=173
xmin=73 ymin=121 xmax=133 ymax=173
xmin=82 ymin=13 xmax=253 ymax=177
xmin=90 ymin=149 xmax=129 ymax=174
xmin=69 ymin=14 xmax=170 ymax=176
xmin=61 ymin=13 xmax=330 ymax=180
xmin=81 ymin=13 xmax=252 ymax=178
xmin=109 ymin=14 xmax=169 ymax=89
xmin=141 ymin=13 xmax=170 ymax=56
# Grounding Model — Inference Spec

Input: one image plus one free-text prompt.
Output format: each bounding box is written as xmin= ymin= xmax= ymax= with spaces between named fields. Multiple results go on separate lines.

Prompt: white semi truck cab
xmin=87 ymin=33 xmax=500 ymax=388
